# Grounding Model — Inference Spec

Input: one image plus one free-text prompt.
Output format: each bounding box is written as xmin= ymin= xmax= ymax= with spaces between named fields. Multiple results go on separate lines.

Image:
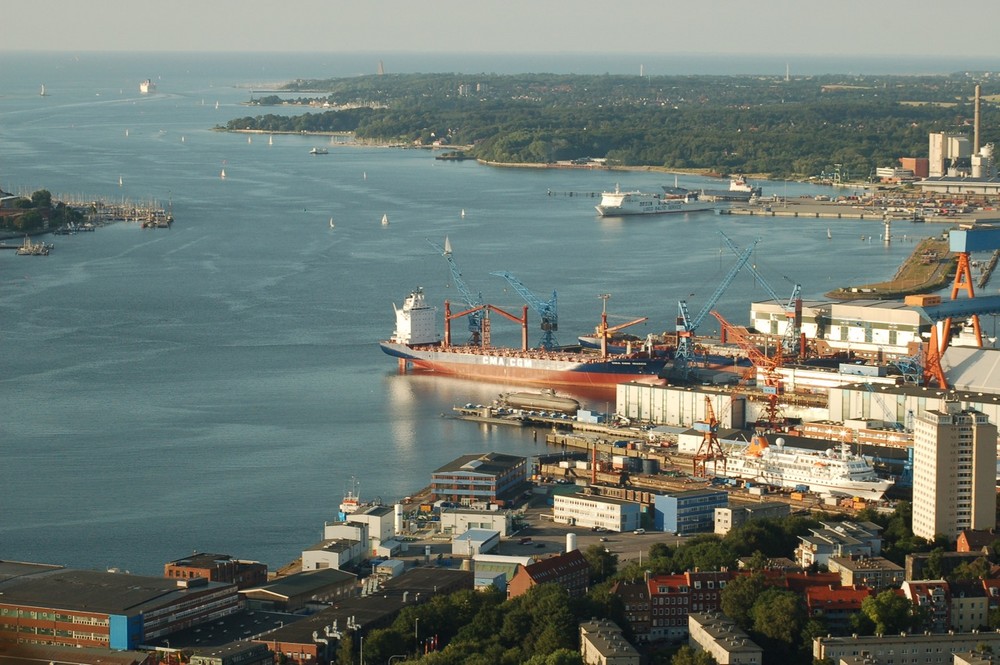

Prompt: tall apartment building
xmin=912 ymin=405 xmax=997 ymax=542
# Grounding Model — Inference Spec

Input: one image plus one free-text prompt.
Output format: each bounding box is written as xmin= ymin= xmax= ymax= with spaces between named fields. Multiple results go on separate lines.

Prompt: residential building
xmin=649 ymin=571 xmax=734 ymax=642
xmin=430 ymin=453 xmax=528 ymax=505
xmin=795 ymin=521 xmax=883 ymax=569
xmin=906 ymin=552 xmax=987 ymax=581
xmin=949 ymin=581 xmax=989 ymax=633
xmin=164 ymin=553 xmax=267 ymax=590
xmin=507 ymin=549 xmax=589 ymax=600
xmin=814 ymin=631 xmax=1000 ymax=665
xmin=0 ymin=567 xmax=239 ymax=650
xmin=610 ymin=580 xmax=650 ymax=642
xmin=238 ymin=569 xmax=357 ymax=612
xmin=957 ymin=529 xmax=996 ymax=555
xmin=902 ymin=580 xmax=951 ymax=632
xmin=688 ymin=613 xmax=762 ymax=665
xmin=553 ymin=491 xmax=641 ymax=532
xmin=579 ymin=619 xmax=640 ymax=665
xmin=654 ymin=490 xmax=728 ymax=535
xmin=714 ymin=502 xmax=790 ymax=535
xmin=912 ymin=406 xmax=997 ymax=541
xmin=827 ymin=555 xmax=904 ymax=590
xmin=804 ymin=585 xmax=871 ymax=634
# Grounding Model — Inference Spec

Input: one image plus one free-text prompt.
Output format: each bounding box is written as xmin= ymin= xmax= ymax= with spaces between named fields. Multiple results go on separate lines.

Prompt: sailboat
xmin=363 ymin=171 xmax=367 ymax=181
xmin=827 ymin=228 xmax=832 ymax=240
xmin=247 ymin=136 xmax=252 ymax=144
xmin=125 ymin=129 xmax=129 ymax=137
xmin=39 ymin=84 xmax=47 ymax=97
xmin=118 ymin=176 xmax=123 ymax=187
xmin=268 ymin=135 xmax=273 ymax=146
xmin=461 ymin=209 xmax=466 ymax=218
xmin=381 ymin=213 xmax=389 ymax=226
xmin=214 ymin=101 xmax=219 ymax=110
xmin=220 ymin=168 xmax=226 ymax=179
xmin=329 ymin=217 xmax=335 ymax=229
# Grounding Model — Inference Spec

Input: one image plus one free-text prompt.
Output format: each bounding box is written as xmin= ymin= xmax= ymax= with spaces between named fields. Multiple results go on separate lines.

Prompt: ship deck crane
xmin=491 ymin=271 xmax=558 ymax=349
xmin=719 ymin=231 xmax=803 ymax=358
xmin=428 ymin=237 xmax=483 ymax=346
xmin=674 ymin=236 xmax=759 ymax=377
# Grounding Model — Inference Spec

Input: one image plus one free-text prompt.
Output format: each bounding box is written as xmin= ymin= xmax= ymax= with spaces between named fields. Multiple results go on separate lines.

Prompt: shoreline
xmin=825 ymin=237 xmax=954 ymax=300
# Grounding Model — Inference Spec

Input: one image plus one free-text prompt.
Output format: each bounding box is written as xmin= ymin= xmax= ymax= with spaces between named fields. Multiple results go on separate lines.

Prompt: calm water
xmin=0 ymin=53 xmax=927 ymax=574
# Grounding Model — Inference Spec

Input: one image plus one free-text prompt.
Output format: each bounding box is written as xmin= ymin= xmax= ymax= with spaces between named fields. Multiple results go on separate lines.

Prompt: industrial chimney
xmin=975 ymin=84 xmax=982 ymax=155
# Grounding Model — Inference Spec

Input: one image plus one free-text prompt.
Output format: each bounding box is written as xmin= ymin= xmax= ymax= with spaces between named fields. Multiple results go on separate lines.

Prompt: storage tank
xmin=642 ymin=458 xmax=659 ymax=475
xmin=566 ymin=533 xmax=577 ymax=553
xmin=394 ymin=503 xmax=404 ymax=534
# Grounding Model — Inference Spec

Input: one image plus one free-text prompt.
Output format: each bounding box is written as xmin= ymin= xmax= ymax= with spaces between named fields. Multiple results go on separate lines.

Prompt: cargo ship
xmin=379 ymin=288 xmax=669 ymax=389
xmin=595 ymin=185 xmax=715 ymax=217
xmin=720 ymin=434 xmax=893 ymax=500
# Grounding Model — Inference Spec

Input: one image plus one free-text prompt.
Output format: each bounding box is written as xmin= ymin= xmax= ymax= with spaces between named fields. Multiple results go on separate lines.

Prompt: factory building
xmin=912 ymin=404 xmax=997 ymax=542
xmin=163 ymin=553 xmax=267 ymax=590
xmin=553 ymin=490 xmax=642 ymax=533
xmin=0 ymin=564 xmax=239 ymax=650
xmin=654 ymin=490 xmax=728 ymax=535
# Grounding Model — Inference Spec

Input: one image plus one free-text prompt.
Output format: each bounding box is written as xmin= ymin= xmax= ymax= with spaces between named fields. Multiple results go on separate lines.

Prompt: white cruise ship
xmin=720 ymin=435 xmax=893 ymax=500
xmin=595 ymin=185 xmax=715 ymax=217
xmin=139 ymin=79 xmax=156 ymax=94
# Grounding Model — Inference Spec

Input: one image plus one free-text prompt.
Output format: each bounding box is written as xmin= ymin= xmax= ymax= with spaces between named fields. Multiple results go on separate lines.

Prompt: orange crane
xmin=693 ymin=396 xmax=726 ymax=478
xmin=711 ymin=310 xmax=785 ymax=431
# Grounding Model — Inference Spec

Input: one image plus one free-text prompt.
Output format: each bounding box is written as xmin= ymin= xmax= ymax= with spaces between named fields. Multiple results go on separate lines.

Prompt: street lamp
xmin=414 ymin=618 xmax=420 ymax=656
xmin=360 ymin=635 xmax=364 ymax=665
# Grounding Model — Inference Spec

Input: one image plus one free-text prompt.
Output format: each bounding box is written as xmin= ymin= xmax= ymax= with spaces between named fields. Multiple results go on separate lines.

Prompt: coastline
xmin=825 ymin=237 xmax=954 ymax=300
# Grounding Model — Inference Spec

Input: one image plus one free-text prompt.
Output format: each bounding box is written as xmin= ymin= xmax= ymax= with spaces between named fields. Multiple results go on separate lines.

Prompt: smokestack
xmin=975 ymin=84 xmax=982 ymax=154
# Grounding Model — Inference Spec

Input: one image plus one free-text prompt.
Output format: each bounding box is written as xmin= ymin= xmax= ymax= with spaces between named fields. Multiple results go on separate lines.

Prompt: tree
xmin=750 ymin=588 xmax=806 ymax=645
xmin=720 ymin=572 xmax=768 ymax=630
xmin=671 ymin=645 xmax=718 ymax=665
xmin=31 ymin=189 xmax=52 ymax=208
xmin=582 ymin=544 xmax=618 ymax=584
xmin=859 ymin=590 xmax=922 ymax=635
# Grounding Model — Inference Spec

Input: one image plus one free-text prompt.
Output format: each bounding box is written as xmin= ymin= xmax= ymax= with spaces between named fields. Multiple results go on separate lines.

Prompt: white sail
xmin=381 ymin=213 xmax=389 ymax=226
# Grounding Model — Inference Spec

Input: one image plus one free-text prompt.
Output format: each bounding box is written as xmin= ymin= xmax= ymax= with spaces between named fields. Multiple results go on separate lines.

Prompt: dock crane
xmin=673 ymin=237 xmax=759 ymax=377
xmin=427 ymin=237 xmax=484 ymax=346
xmin=594 ymin=293 xmax=648 ymax=355
xmin=693 ymin=396 xmax=726 ymax=478
xmin=711 ymin=310 xmax=785 ymax=431
xmin=718 ymin=231 xmax=803 ymax=358
xmin=490 ymin=271 xmax=558 ymax=349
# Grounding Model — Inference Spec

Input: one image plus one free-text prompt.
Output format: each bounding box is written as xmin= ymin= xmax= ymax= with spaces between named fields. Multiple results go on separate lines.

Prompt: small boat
xmin=125 ymin=129 xmax=129 ymax=137
xmin=461 ymin=209 xmax=466 ymax=218
xmin=268 ymin=135 xmax=273 ymax=146
xmin=220 ymin=168 xmax=226 ymax=179
xmin=827 ymin=228 xmax=832 ymax=240
xmin=247 ymin=136 xmax=252 ymax=144
xmin=381 ymin=213 xmax=389 ymax=226
xmin=118 ymin=176 xmax=123 ymax=187
xmin=329 ymin=218 xmax=335 ymax=229
xmin=139 ymin=79 xmax=156 ymax=94
xmin=214 ymin=101 xmax=219 ymax=110
xmin=310 ymin=147 xmax=329 ymax=155
xmin=39 ymin=84 xmax=47 ymax=97
xmin=363 ymin=172 xmax=367 ymax=180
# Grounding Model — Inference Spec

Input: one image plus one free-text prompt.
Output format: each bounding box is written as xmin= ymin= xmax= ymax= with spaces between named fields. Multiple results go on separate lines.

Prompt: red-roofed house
xmin=507 ymin=549 xmax=590 ymax=600
xmin=784 ymin=571 xmax=842 ymax=593
xmin=957 ymin=529 xmax=996 ymax=555
xmin=805 ymin=585 xmax=872 ymax=634
xmin=903 ymin=580 xmax=951 ymax=632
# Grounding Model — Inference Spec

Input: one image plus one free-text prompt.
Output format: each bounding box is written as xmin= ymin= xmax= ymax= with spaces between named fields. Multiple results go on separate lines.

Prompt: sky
xmin=5 ymin=0 xmax=1000 ymax=58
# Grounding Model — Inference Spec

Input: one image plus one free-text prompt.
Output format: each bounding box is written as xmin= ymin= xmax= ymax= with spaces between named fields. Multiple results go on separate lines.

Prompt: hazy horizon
xmin=6 ymin=0 xmax=1000 ymax=60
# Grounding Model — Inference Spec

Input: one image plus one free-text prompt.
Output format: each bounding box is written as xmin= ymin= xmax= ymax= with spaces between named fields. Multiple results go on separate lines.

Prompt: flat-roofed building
xmin=827 ymin=555 xmax=904 ymax=590
xmin=795 ymin=521 xmax=883 ymax=569
xmin=430 ymin=453 xmax=528 ymax=505
xmin=451 ymin=529 xmax=500 ymax=557
xmin=814 ymin=630 xmax=1000 ymax=664
xmin=0 ymin=568 xmax=239 ymax=650
xmin=579 ymin=619 xmax=639 ymax=665
xmin=439 ymin=507 xmax=513 ymax=537
xmin=164 ymin=553 xmax=267 ymax=590
xmin=188 ymin=642 xmax=273 ymax=665
xmin=714 ymin=502 xmax=790 ymax=536
xmin=688 ymin=613 xmax=762 ymax=665
xmin=301 ymin=537 xmax=364 ymax=572
xmin=238 ymin=569 xmax=357 ymax=612
xmin=553 ymin=491 xmax=641 ymax=533
xmin=912 ymin=406 xmax=997 ymax=542
xmin=655 ymin=490 xmax=728 ymax=535
xmin=0 ymin=643 xmax=152 ymax=665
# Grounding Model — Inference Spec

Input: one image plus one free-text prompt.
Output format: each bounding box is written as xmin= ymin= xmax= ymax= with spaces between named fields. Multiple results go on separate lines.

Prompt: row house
xmin=804 ymin=585 xmax=872 ymax=634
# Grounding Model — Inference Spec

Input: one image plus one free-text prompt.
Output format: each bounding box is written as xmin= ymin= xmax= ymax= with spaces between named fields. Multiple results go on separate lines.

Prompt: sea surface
xmin=0 ymin=53 xmax=931 ymax=575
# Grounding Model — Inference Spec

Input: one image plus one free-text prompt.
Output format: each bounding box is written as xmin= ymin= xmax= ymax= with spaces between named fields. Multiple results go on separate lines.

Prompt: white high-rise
xmin=912 ymin=403 xmax=996 ymax=542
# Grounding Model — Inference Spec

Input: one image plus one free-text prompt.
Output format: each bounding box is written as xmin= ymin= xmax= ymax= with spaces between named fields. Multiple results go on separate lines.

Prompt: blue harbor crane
xmin=427 ymin=237 xmax=484 ymax=346
xmin=490 ymin=271 xmax=558 ymax=349
xmin=719 ymin=231 xmax=803 ymax=356
xmin=674 ymin=237 xmax=759 ymax=377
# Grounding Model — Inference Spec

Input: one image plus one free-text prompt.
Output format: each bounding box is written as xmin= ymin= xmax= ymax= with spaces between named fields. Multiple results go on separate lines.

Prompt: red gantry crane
xmin=711 ymin=310 xmax=785 ymax=431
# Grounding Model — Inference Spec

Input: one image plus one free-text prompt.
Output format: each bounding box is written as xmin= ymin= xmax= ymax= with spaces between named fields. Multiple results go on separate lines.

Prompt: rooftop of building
xmin=828 ymin=555 xmax=904 ymax=572
xmin=239 ymin=569 xmax=356 ymax=599
xmin=454 ymin=529 xmax=499 ymax=542
xmin=149 ymin=609 xmax=301 ymax=650
xmin=165 ymin=553 xmax=260 ymax=569
xmin=0 ymin=643 xmax=150 ymax=665
xmin=350 ymin=505 xmax=395 ymax=518
xmin=0 ymin=560 xmax=63 ymax=583
xmin=304 ymin=538 xmax=359 ymax=555
xmin=521 ymin=549 xmax=588 ymax=583
xmin=579 ymin=619 xmax=639 ymax=657
xmin=805 ymin=585 xmax=872 ymax=608
xmin=0 ymin=569 xmax=234 ymax=615
xmin=689 ymin=612 xmax=762 ymax=653
xmin=433 ymin=452 xmax=526 ymax=476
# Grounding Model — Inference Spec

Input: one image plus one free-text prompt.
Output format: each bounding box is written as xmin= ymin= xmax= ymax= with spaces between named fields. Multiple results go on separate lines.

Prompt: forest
xmin=223 ymin=71 xmax=1000 ymax=178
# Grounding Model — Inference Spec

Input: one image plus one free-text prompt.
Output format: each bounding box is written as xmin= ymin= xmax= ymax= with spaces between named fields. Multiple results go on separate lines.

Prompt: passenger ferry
xmin=595 ymin=185 xmax=715 ymax=216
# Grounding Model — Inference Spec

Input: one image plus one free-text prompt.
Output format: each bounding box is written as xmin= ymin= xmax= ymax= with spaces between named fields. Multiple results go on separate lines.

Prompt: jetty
xmin=825 ymin=237 xmax=954 ymax=300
